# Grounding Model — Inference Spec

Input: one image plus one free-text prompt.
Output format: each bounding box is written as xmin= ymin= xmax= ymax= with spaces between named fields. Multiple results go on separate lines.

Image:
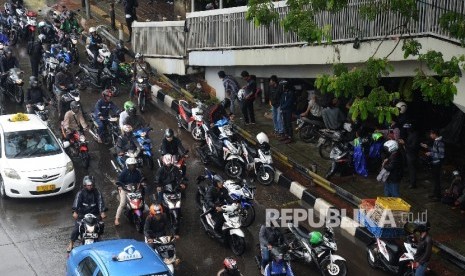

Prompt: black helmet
xmin=221 ymin=98 xmax=231 ymax=110
xmin=165 ymin=128 xmax=174 ymax=139
xmin=70 ymin=101 xmax=80 ymax=112
xmin=82 ymin=175 xmax=94 ymax=187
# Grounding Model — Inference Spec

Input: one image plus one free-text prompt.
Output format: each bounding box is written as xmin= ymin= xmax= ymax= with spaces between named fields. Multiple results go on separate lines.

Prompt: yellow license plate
xmin=36 ymin=184 xmax=56 ymax=192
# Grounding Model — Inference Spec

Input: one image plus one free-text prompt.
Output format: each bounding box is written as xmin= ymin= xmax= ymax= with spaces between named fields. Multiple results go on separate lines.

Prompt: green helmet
xmin=309 ymin=231 xmax=323 ymax=245
xmin=124 ymin=101 xmax=135 ymax=111
xmin=372 ymin=132 xmax=383 ymax=142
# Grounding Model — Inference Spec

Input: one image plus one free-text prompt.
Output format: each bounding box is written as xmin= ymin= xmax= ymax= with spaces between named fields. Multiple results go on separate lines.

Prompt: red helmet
xmin=102 ymin=89 xmax=113 ymax=98
xmin=223 ymin=257 xmax=239 ymax=273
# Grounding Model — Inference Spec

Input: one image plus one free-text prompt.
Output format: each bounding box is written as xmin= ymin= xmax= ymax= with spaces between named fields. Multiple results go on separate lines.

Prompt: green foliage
xmin=402 ymin=39 xmax=422 ymax=59
xmin=245 ymin=0 xmax=279 ymax=27
xmin=439 ymin=12 xmax=465 ymax=44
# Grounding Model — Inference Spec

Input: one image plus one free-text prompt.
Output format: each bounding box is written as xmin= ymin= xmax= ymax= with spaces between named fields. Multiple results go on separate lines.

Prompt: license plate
xmin=84 ymin=233 xmax=98 ymax=238
xmin=36 ymin=184 xmax=56 ymax=192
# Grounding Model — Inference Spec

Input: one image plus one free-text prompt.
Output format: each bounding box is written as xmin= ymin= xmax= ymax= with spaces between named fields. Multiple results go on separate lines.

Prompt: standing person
xmin=399 ymin=123 xmax=419 ymax=189
xmin=413 ymin=223 xmax=432 ymax=276
xmin=218 ymin=71 xmax=240 ymax=114
xmin=239 ymin=70 xmax=256 ymax=125
xmin=382 ymin=140 xmax=403 ymax=197
xmin=29 ymin=34 xmax=45 ymax=78
xmin=421 ymin=129 xmax=445 ymax=201
xmin=269 ymin=75 xmax=283 ymax=137
xmin=279 ymin=81 xmax=295 ymax=144
xmin=124 ymin=0 xmax=138 ymax=42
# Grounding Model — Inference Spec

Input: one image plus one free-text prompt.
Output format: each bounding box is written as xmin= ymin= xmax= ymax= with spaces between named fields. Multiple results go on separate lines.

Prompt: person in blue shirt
xmin=264 ymin=248 xmax=294 ymax=276
xmin=93 ymin=89 xmax=120 ymax=143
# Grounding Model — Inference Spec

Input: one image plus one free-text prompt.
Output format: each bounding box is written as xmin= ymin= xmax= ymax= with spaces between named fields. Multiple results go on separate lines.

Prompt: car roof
xmin=0 ymin=114 xmax=47 ymax=133
xmin=72 ymin=239 xmax=171 ymax=276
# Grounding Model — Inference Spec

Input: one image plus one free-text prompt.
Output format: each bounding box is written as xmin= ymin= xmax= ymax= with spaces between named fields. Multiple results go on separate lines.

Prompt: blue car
xmin=66 ymin=239 xmax=173 ymax=276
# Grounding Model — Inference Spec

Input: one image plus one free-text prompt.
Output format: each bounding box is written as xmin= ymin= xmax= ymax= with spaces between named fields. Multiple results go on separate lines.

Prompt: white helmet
xmin=256 ymin=132 xmax=269 ymax=145
xmin=162 ymin=154 xmax=174 ymax=166
xmin=89 ymin=27 xmax=96 ymax=33
xmin=396 ymin=102 xmax=407 ymax=114
xmin=383 ymin=140 xmax=399 ymax=153
xmin=38 ymin=34 xmax=46 ymax=42
xmin=126 ymin=157 xmax=137 ymax=165
xmin=122 ymin=124 xmax=133 ymax=133
xmin=135 ymin=53 xmax=142 ymax=59
xmin=237 ymin=89 xmax=246 ymax=101
xmin=38 ymin=21 xmax=46 ymax=28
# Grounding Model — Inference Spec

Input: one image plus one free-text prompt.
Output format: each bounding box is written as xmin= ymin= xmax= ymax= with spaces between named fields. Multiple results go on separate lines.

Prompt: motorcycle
xmin=1 ymin=16 xmax=18 ymax=45
xmin=317 ymin=123 xmax=354 ymax=160
xmin=134 ymin=127 xmax=154 ymax=170
xmin=88 ymin=115 xmax=120 ymax=146
xmin=286 ymin=222 xmax=347 ymax=276
xmin=2 ymin=67 xmax=24 ymax=104
xmin=117 ymin=182 xmax=146 ymax=233
xmin=114 ymin=62 xmax=133 ymax=85
xmin=367 ymin=227 xmax=419 ymax=276
xmin=76 ymin=64 xmax=119 ymax=96
xmin=325 ymin=141 xmax=353 ymax=180
xmin=134 ymin=76 xmax=151 ymax=113
xmin=161 ymin=183 xmax=183 ymax=235
xmin=85 ymin=43 xmax=111 ymax=68
xmin=53 ymin=84 xmax=80 ymax=120
xmin=223 ymin=179 xmax=256 ymax=227
xmin=63 ymin=33 xmax=79 ymax=64
xmin=41 ymin=53 xmax=60 ymax=92
xmin=77 ymin=213 xmax=104 ymax=246
xmin=146 ymin=236 xmax=179 ymax=274
xmin=296 ymin=117 xmax=325 ymax=143
xmin=197 ymin=186 xmax=246 ymax=256
xmin=177 ymin=99 xmax=208 ymax=141
xmin=22 ymin=10 xmax=37 ymax=42
xmin=197 ymin=118 xmax=236 ymax=168
xmin=62 ymin=130 xmax=90 ymax=169
xmin=110 ymin=149 xmax=143 ymax=174
xmin=27 ymin=102 xmax=49 ymax=125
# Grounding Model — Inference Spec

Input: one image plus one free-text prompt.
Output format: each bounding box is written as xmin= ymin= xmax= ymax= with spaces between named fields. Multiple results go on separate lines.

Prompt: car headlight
xmin=65 ymin=161 xmax=74 ymax=174
xmin=4 ymin=168 xmax=20 ymax=179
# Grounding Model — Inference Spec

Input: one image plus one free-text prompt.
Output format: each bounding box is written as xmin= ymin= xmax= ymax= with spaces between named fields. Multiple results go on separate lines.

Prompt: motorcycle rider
xmin=62 ymin=101 xmax=88 ymax=141
xmin=202 ymin=174 xmax=230 ymax=238
xmin=264 ymin=248 xmax=295 ymax=276
xmin=54 ymin=63 xmax=75 ymax=100
xmin=87 ymin=26 xmax=103 ymax=67
xmin=29 ymin=34 xmax=45 ymax=78
xmin=0 ymin=48 xmax=19 ymax=88
xmin=160 ymin=128 xmax=188 ymax=178
xmin=155 ymin=154 xmax=186 ymax=203
xmin=26 ymin=76 xmax=50 ymax=114
xmin=60 ymin=11 xmax=81 ymax=34
xmin=131 ymin=53 xmax=153 ymax=98
xmin=93 ymin=89 xmax=120 ymax=143
xmin=144 ymin=204 xmax=175 ymax=249
xmin=413 ymin=222 xmax=432 ymax=276
xmin=38 ymin=21 xmax=56 ymax=43
xmin=115 ymin=124 xmax=140 ymax=166
xmin=259 ymin=224 xmax=285 ymax=274
xmin=120 ymin=101 xmax=146 ymax=131
xmin=115 ymin=157 xmax=145 ymax=226
xmin=111 ymin=40 xmax=129 ymax=73
xmin=67 ymin=175 xmax=106 ymax=253
xmin=209 ymin=98 xmax=233 ymax=136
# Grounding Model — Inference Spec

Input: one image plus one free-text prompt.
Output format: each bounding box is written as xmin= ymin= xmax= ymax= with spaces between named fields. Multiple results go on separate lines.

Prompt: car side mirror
xmin=63 ymin=141 xmax=70 ymax=148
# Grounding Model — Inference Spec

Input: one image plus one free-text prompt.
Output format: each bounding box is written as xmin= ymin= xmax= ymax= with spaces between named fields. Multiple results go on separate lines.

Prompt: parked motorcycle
xmin=85 ymin=43 xmax=111 ymax=68
xmin=317 ymin=123 xmax=354 ymax=160
xmin=21 ymin=10 xmax=37 ymax=42
xmin=77 ymin=213 xmax=104 ymax=245
xmin=134 ymin=127 xmax=154 ymax=169
xmin=1 ymin=67 xmax=24 ymax=104
xmin=296 ymin=117 xmax=325 ymax=143
xmin=134 ymin=76 xmax=151 ymax=113
xmin=62 ymin=130 xmax=90 ymax=169
xmin=146 ymin=236 xmax=179 ymax=274
xmin=286 ymin=222 xmax=347 ymax=276
xmin=325 ymin=141 xmax=353 ymax=180
xmin=161 ymin=183 xmax=183 ymax=235
xmin=1 ymin=17 xmax=18 ymax=45
xmin=197 ymin=118 xmax=236 ymax=168
xmin=63 ymin=33 xmax=79 ymax=64
xmin=197 ymin=185 xmax=246 ymax=255
xmin=117 ymin=181 xmax=146 ymax=233
xmin=88 ymin=115 xmax=119 ymax=146
xmin=76 ymin=64 xmax=119 ymax=96
xmin=177 ymin=99 xmax=208 ymax=141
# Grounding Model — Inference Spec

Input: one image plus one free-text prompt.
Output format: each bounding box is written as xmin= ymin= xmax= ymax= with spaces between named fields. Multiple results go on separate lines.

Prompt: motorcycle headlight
xmin=65 ymin=161 xmax=74 ymax=174
xmin=4 ymin=168 xmax=20 ymax=179
xmin=79 ymin=135 xmax=86 ymax=142
xmin=137 ymin=78 xmax=144 ymax=83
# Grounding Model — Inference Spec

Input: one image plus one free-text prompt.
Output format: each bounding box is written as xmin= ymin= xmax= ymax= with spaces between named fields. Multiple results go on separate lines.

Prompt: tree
xmin=246 ymin=0 xmax=465 ymax=124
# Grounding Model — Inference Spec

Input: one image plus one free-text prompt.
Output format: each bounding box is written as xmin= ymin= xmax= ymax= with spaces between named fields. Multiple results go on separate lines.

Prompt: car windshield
xmin=4 ymin=129 xmax=62 ymax=158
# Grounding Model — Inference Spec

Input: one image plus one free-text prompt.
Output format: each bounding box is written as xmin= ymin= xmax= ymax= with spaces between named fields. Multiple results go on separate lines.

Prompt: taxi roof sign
xmin=8 ymin=113 xmax=30 ymax=122
xmin=113 ymin=245 xmax=143 ymax=262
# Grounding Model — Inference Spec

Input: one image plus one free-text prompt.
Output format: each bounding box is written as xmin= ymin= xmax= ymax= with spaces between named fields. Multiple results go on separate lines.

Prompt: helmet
xmin=149 ymin=204 xmax=163 ymax=216
xmin=383 ymin=140 xmax=399 ymax=153
xmin=135 ymin=53 xmax=142 ymax=59
xmin=124 ymin=101 xmax=135 ymax=111
xmin=102 ymin=89 xmax=113 ymax=98
xmin=125 ymin=157 xmax=137 ymax=166
xmin=256 ymin=132 xmax=269 ymax=145
xmin=82 ymin=175 xmax=95 ymax=187
xmin=88 ymin=27 xmax=96 ymax=33
xmin=164 ymin=128 xmax=174 ymax=139
xmin=372 ymin=132 xmax=383 ymax=141
xmin=414 ymin=221 xmax=431 ymax=233
xmin=396 ymin=101 xmax=407 ymax=114
xmin=38 ymin=34 xmax=46 ymax=42
xmin=453 ymin=170 xmax=460 ymax=176
xmin=223 ymin=257 xmax=239 ymax=273
xmin=221 ymin=98 xmax=231 ymax=109
xmin=279 ymin=80 xmax=290 ymax=90
xmin=38 ymin=21 xmax=46 ymax=28
xmin=162 ymin=154 xmax=174 ymax=166
xmin=309 ymin=231 xmax=323 ymax=245
xmin=122 ymin=124 xmax=133 ymax=134
xmin=237 ymin=89 xmax=246 ymax=101
xmin=70 ymin=101 xmax=80 ymax=112
xmin=270 ymin=247 xmax=284 ymax=263
xmin=213 ymin=174 xmax=224 ymax=186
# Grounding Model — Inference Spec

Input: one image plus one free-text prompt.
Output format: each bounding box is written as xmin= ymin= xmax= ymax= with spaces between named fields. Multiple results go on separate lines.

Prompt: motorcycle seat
xmin=386 ymin=243 xmax=399 ymax=254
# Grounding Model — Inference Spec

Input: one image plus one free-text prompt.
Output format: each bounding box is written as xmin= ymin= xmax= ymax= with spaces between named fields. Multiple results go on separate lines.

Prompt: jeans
xmin=432 ymin=163 xmax=442 ymax=198
xmin=282 ymin=110 xmax=293 ymax=138
xmin=115 ymin=189 xmax=127 ymax=219
xmin=229 ymin=93 xmax=238 ymax=114
xmin=272 ymin=106 xmax=283 ymax=134
xmin=261 ymin=245 xmax=270 ymax=269
xmin=241 ymin=99 xmax=255 ymax=124
xmin=384 ymin=182 xmax=400 ymax=197
xmin=415 ymin=262 xmax=428 ymax=276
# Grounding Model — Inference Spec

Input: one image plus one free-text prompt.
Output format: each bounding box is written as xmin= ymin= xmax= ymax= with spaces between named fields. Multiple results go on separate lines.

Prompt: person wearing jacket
xmin=144 ymin=204 xmax=176 ymax=249
xmin=155 ymin=154 xmax=186 ymax=203
xmin=87 ymin=27 xmax=103 ymax=67
xmin=62 ymin=101 xmax=88 ymax=141
xmin=218 ymin=71 xmax=240 ymax=114
xmin=203 ymin=175 xmax=230 ymax=238
xmin=399 ymin=123 xmax=420 ymax=189
xmin=0 ymin=49 xmax=19 ymax=88
xmin=160 ymin=129 xmax=188 ymax=178
xmin=382 ymin=140 xmax=403 ymax=197
xmin=29 ymin=34 xmax=45 ymax=78
xmin=124 ymin=0 xmax=138 ymax=42
xmin=259 ymin=224 xmax=285 ymax=274
xmin=279 ymin=80 xmax=295 ymax=144
xmin=264 ymin=248 xmax=295 ymax=276
xmin=26 ymin=76 xmax=50 ymax=114
xmin=115 ymin=124 xmax=140 ymax=165
xmin=421 ymin=129 xmax=445 ymax=201
xmin=413 ymin=223 xmax=432 ymax=276
xmin=209 ymin=98 xmax=233 ymax=138
xmin=93 ymin=89 xmax=120 ymax=143
xmin=67 ymin=175 xmax=106 ymax=252
xmin=240 ymin=71 xmax=256 ymax=125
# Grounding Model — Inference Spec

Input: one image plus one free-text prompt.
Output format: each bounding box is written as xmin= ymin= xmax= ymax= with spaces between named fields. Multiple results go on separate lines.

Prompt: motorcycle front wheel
xmin=225 ymin=160 xmax=243 ymax=178
xmin=319 ymin=140 xmax=333 ymax=160
xmin=240 ymin=205 xmax=255 ymax=227
xmin=256 ymin=166 xmax=274 ymax=186
xmin=229 ymin=235 xmax=246 ymax=256
xmin=320 ymin=258 xmax=347 ymax=276
xmin=299 ymin=125 xmax=319 ymax=143
xmin=191 ymin=125 xmax=204 ymax=141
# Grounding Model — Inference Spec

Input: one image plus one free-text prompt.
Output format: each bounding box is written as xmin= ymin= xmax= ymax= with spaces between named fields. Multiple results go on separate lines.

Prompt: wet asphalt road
xmin=0 ymin=35 xmax=388 ymax=276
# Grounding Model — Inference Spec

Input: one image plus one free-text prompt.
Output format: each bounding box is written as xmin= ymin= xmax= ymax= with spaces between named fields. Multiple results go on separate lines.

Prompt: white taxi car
xmin=0 ymin=113 xmax=75 ymax=198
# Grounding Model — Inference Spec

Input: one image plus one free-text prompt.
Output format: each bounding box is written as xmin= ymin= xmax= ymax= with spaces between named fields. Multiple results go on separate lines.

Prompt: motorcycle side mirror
xmin=62 ymin=140 xmax=70 ymax=148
